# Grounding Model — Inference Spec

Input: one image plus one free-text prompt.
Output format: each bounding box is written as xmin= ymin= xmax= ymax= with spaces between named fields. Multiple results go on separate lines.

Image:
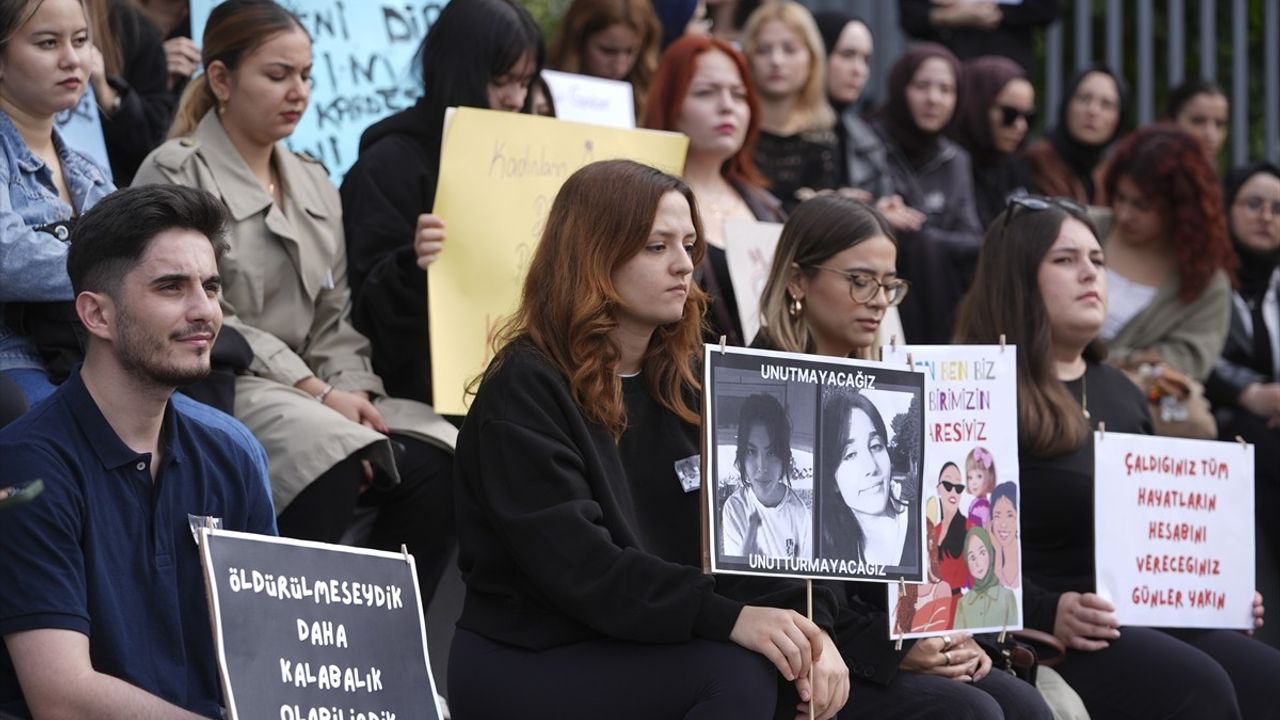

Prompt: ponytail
xmin=168 ymin=73 xmax=217 ymax=138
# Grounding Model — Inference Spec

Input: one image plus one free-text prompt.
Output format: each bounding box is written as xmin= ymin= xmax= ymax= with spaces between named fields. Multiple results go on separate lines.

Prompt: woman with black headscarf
xmin=950 ymin=56 xmax=1038 ymax=228
xmin=1022 ymin=64 xmax=1128 ymax=205
xmin=871 ymin=43 xmax=983 ymax=343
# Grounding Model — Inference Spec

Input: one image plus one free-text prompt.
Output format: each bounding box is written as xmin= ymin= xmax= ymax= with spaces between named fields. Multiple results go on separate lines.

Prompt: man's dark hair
xmin=67 ymin=185 xmax=230 ymax=296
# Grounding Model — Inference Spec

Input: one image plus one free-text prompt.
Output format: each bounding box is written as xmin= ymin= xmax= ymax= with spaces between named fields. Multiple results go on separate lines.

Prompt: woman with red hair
xmin=1096 ymin=125 xmax=1235 ymax=433
xmin=449 ymin=159 xmax=848 ymax=719
xmin=643 ymin=34 xmax=782 ymax=346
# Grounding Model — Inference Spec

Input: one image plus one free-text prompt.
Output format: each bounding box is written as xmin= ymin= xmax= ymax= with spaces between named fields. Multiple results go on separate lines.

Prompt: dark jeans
xmin=1056 ymin=627 xmax=1280 ymax=720
xmin=838 ymin=666 xmax=1052 ymax=719
xmin=276 ymin=434 xmax=454 ymax=607
xmin=0 ymin=373 xmax=26 ymax=429
xmin=448 ymin=628 xmax=778 ymax=719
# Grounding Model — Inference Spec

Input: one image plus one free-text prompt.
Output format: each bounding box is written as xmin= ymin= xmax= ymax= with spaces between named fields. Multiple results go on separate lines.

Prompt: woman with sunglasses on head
xmin=871 ymin=43 xmax=983 ymax=345
xmin=1094 ymin=125 xmax=1234 ymax=435
xmin=450 ymin=159 xmax=847 ymax=720
xmin=339 ymin=0 xmax=543 ymax=405
xmin=753 ymin=194 xmax=1052 ymax=719
xmin=949 ymin=55 xmax=1037 ymax=228
xmin=1022 ymin=65 xmax=1127 ymax=205
xmin=1206 ymin=162 xmax=1280 ymax=620
xmin=955 ymin=193 xmax=1278 ymax=719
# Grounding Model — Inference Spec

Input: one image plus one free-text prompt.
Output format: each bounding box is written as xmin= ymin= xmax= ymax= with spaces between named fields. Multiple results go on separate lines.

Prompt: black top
xmin=101 ymin=0 xmax=175 ymax=186
xmin=1018 ymin=361 xmax=1152 ymax=632
xmin=453 ymin=341 xmax=744 ymax=649
xmin=898 ymin=0 xmax=1061 ymax=75
xmin=339 ymin=100 xmax=436 ymax=403
xmin=753 ymin=129 xmax=841 ymax=214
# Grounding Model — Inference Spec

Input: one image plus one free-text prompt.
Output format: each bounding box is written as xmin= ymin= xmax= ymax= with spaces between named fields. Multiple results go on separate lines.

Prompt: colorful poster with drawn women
xmin=882 ymin=345 xmax=1023 ymax=639
xmin=704 ymin=345 xmax=926 ymax=583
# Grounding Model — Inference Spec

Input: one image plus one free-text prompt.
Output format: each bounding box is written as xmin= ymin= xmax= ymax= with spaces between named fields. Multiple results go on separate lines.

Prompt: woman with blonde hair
xmin=741 ymin=1 xmax=840 ymax=212
xmin=551 ymin=0 xmax=660 ymax=116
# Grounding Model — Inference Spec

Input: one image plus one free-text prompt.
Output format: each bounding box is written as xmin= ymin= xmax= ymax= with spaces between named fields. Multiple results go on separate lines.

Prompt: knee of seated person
xmin=702 ymin=641 xmax=778 ymax=707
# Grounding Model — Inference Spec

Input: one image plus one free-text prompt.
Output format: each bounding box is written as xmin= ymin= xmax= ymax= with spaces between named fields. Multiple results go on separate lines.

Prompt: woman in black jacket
xmin=339 ymin=0 xmax=543 ymax=404
xmin=450 ymin=159 xmax=845 ymax=719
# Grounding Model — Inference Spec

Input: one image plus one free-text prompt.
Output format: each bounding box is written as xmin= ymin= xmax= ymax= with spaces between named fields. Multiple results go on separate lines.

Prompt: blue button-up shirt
xmin=0 ymin=369 xmax=276 ymax=717
xmin=0 ymin=110 xmax=114 ymax=371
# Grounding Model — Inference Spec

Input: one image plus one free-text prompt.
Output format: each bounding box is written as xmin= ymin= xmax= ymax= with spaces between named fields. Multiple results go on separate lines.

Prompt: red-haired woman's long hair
xmin=1103 ymin=123 xmax=1235 ymax=302
xmin=485 ymin=160 xmax=708 ymax=439
xmin=642 ymin=34 xmax=769 ymax=189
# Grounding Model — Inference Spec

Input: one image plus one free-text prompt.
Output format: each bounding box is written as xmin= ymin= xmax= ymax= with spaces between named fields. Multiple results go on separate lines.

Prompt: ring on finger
xmin=941 ymin=634 xmax=953 ymax=649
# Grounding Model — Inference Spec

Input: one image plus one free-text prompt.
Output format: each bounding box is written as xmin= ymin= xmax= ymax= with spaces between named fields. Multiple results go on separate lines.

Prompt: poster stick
xmin=1099 ymin=421 xmax=1106 ymax=440
xmin=893 ymin=577 xmax=906 ymax=650
xmin=718 ymin=335 xmax=727 ymax=354
xmin=806 ymin=579 xmax=814 ymax=720
xmin=998 ymin=625 xmax=1007 ymax=644
xmin=1236 ymin=435 xmax=1247 ymax=448
xmin=906 ymin=352 xmax=914 ymax=368
xmin=890 ymin=334 xmax=897 ymax=350
xmin=999 ymin=333 xmax=1006 ymax=352
xmin=400 ymin=544 xmax=411 ymax=564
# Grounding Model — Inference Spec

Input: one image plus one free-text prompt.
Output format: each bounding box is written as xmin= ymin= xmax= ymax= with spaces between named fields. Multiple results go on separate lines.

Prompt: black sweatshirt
xmin=454 ymin=342 xmax=745 ymax=649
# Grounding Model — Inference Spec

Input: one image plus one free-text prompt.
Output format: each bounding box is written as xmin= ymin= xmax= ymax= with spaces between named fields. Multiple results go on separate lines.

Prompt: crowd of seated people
xmin=2 ymin=0 xmax=1279 ymax=718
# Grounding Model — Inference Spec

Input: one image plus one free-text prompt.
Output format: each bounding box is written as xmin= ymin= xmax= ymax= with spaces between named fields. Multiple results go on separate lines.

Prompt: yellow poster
xmin=429 ymin=107 xmax=689 ymax=414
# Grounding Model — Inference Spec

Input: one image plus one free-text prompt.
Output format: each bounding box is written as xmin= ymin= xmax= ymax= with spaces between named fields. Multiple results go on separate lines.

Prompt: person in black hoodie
xmin=339 ymin=0 xmax=543 ymax=405
xmin=450 ymin=159 xmax=847 ymax=719
xmin=949 ymin=55 xmax=1037 ymax=228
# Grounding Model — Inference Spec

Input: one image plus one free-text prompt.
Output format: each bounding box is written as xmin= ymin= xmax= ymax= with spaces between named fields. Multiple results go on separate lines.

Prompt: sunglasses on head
xmin=998 ymin=105 xmax=1036 ymax=127
xmin=999 ymin=194 xmax=1087 ymax=238
xmin=939 ymin=480 xmax=964 ymax=493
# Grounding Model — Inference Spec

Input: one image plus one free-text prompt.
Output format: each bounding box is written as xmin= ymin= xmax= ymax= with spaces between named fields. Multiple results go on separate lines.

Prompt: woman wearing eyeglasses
xmin=1207 ymin=161 xmax=1280 ymax=623
xmin=752 ymin=195 xmax=1053 ymax=719
xmin=956 ymin=194 xmax=1278 ymax=720
xmin=949 ymin=56 xmax=1038 ymax=228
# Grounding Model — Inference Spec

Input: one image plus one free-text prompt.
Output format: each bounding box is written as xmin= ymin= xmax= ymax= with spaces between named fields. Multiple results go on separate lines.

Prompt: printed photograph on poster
xmin=1094 ymin=432 xmax=1255 ymax=629
xmin=705 ymin=345 xmax=925 ymax=582
xmin=883 ymin=345 xmax=1023 ymax=639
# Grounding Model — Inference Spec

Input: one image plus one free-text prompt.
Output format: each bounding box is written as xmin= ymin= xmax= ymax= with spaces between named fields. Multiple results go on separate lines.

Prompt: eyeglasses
xmin=808 ymin=266 xmax=910 ymax=306
xmin=999 ymin=194 xmax=1087 ymax=238
xmin=998 ymin=105 xmax=1037 ymax=127
xmin=938 ymin=480 xmax=964 ymax=493
xmin=1237 ymin=196 xmax=1280 ymax=218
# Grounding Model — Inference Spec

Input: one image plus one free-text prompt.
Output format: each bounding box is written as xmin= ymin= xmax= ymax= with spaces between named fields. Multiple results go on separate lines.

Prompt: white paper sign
xmin=723 ymin=218 xmax=783 ymax=344
xmin=883 ymin=345 xmax=1023 ymax=639
xmin=541 ymin=69 xmax=635 ymax=129
xmin=54 ymin=83 xmax=112 ymax=180
xmin=1094 ymin=432 xmax=1255 ymax=629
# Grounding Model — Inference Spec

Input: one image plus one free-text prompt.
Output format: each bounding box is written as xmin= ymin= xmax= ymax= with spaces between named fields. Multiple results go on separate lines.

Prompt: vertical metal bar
xmin=1075 ymin=0 xmax=1092 ymax=71
xmin=1201 ymin=0 xmax=1217 ymax=80
xmin=1232 ymin=0 xmax=1248 ymax=165
xmin=1138 ymin=0 xmax=1155 ymax=124
xmin=1046 ymin=21 xmax=1064 ymax=123
xmin=1266 ymin=0 xmax=1279 ymax=163
xmin=1168 ymin=0 xmax=1186 ymax=86
xmin=1106 ymin=0 xmax=1124 ymax=74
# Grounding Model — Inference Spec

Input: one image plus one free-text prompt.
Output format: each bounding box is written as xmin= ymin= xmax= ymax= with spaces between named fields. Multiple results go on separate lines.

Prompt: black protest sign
xmin=200 ymin=529 xmax=440 ymax=720
xmin=705 ymin=345 xmax=927 ymax=583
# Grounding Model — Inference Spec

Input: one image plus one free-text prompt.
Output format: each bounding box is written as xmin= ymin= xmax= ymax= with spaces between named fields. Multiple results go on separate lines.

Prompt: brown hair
xmin=756 ymin=194 xmax=894 ymax=358
xmin=642 ymin=34 xmax=767 ymax=189
xmin=551 ymin=0 xmax=660 ymax=110
xmin=954 ymin=202 xmax=1105 ymax=457
xmin=168 ymin=0 xmax=305 ymax=137
xmin=84 ymin=0 xmax=120 ymax=76
xmin=487 ymin=160 xmax=707 ymax=438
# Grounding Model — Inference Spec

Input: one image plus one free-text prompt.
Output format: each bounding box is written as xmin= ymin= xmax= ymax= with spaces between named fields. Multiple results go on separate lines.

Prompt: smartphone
xmin=0 ymin=479 xmax=44 ymax=510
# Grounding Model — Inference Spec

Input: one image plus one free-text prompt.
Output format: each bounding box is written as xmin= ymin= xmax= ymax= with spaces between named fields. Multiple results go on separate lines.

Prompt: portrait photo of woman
xmin=953 ymin=526 xmax=1019 ymax=630
xmin=721 ymin=393 xmax=813 ymax=560
xmin=818 ymin=386 xmax=919 ymax=571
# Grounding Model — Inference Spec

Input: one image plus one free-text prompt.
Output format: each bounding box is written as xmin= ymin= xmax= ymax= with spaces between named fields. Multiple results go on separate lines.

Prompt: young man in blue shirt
xmin=0 ymin=184 xmax=275 ymax=718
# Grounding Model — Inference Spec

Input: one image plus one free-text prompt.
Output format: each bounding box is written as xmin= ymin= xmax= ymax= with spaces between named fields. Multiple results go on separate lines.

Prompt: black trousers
xmin=448 ymin=628 xmax=778 ymax=720
xmin=0 ymin=374 xmax=26 ymax=430
xmin=276 ymin=434 xmax=454 ymax=607
xmin=1056 ymin=627 xmax=1280 ymax=720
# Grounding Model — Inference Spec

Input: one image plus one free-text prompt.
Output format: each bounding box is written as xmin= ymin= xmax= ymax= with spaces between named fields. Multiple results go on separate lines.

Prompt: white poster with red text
xmin=1094 ymin=432 xmax=1255 ymax=629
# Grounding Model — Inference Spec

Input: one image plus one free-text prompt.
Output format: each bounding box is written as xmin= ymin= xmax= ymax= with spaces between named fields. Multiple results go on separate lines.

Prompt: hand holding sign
xmin=415 ymin=214 xmax=447 ymax=270
xmin=730 ymin=606 xmax=823 ymax=682
xmin=791 ymin=632 xmax=849 ymax=720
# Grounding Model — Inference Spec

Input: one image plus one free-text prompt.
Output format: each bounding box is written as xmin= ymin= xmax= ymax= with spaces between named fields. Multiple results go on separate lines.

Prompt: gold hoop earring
xmin=788 ymin=295 xmax=803 ymax=318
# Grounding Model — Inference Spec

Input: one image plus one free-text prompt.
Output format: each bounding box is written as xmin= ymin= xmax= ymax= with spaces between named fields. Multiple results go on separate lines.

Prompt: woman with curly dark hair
xmin=1094 ymin=124 xmax=1234 ymax=436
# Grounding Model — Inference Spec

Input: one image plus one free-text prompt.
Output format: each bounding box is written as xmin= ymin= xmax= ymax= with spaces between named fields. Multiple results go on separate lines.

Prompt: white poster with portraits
xmin=704 ymin=345 xmax=926 ymax=583
xmin=882 ymin=345 xmax=1023 ymax=639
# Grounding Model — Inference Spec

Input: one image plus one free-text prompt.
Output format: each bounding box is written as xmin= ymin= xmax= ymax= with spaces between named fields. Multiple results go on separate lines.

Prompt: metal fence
xmin=803 ymin=0 xmax=1279 ymax=165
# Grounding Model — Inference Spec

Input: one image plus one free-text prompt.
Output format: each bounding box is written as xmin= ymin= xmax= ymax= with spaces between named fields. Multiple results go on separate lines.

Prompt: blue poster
xmin=54 ymin=83 xmax=113 ymax=181
xmin=191 ymin=1 xmax=450 ymax=180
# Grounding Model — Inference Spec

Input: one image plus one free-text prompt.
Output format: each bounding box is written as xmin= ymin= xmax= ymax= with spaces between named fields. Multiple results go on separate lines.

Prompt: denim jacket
xmin=0 ymin=110 xmax=114 ymax=372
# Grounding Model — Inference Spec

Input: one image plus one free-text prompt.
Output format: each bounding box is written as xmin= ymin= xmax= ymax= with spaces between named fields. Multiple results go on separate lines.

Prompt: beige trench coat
xmin=134 ymin=112 xmax=456 ymax=510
